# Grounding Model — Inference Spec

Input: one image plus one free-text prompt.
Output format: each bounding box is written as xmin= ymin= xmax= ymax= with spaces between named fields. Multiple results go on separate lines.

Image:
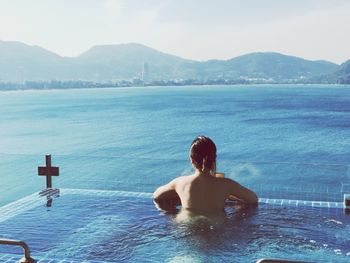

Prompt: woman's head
xmin=190 ymin=135 xmax=217 ymax=174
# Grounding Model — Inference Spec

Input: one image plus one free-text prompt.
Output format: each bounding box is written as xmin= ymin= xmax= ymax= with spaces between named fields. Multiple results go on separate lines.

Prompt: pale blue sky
xmin=0 ymin=0 xmax=349 ymax=63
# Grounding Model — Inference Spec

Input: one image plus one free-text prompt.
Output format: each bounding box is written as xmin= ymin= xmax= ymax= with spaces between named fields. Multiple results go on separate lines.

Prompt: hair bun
xmin=190 ymin=136 xmax=217 ymax=174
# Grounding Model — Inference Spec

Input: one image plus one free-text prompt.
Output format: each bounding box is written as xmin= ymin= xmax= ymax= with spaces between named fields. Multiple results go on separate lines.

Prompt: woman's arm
xmin=153 ymin=179 xmax=181 ymax=210
xmin=223 ymin=178 xmax=258 ymax=205
xmin=153 ymin=179 xmax=177 ymax=200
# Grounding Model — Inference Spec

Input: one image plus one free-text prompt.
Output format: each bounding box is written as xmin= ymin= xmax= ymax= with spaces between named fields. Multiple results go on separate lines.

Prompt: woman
xmin=153 ymin=136 xmax=258 ymax=214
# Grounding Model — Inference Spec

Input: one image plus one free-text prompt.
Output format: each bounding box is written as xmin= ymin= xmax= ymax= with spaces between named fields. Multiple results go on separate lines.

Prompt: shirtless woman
xmin=153 ymin=136 xmax=258 ymax=214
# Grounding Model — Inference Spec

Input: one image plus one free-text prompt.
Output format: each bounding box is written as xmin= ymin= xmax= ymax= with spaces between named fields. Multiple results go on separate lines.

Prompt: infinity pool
xmin=0 ymin=85 xmax=350 ymax=262
xmin=0 ymin=188 xmax=349 ymax=262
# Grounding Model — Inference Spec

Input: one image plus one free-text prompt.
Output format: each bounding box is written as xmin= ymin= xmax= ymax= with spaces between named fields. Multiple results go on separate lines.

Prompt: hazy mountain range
xmin=0 ymin=40 xmax=349 ymax=84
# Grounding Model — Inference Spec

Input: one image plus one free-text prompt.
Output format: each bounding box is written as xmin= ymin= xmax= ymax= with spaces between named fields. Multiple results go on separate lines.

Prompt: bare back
xmin=153 ymin=173 xmax=257 ymax=214
xmin=175 ymin=174 xmax=237 ymax=213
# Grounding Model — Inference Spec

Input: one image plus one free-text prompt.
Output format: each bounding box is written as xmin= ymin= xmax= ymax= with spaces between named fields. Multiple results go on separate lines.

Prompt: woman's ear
xmin=190 ymin=156 xmax=194 ymax=164
xmin=190 ymin=157 xmax=197 ymax=167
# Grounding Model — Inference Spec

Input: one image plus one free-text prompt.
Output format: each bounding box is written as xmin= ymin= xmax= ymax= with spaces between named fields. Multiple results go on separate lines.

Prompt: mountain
xmin=333 ymin=60 xmax=350 ymax=84
xmin=311 ymin=59 xmax=350 ymax=84
xmin=0 ymin=40 xmax=343 ymax=83
xmin=73 ymin=43 xmax=194 ymax=81
xmin=220 ymin=52 xmax=338 ymax=80
xmin=0 ymin=40 xmax=67 ymax=81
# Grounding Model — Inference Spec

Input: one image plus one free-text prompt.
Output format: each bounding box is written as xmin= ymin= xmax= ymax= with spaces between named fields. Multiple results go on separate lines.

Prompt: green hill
xmin=0 ymin=40 xmax=344 ymax=83
xmin=0 ymin=40 xmax=66 ymax=81
xmin=334 ymin=60 xmax=350 ymax=84
xmin=73 ymin=43 xmax=194 ymax=81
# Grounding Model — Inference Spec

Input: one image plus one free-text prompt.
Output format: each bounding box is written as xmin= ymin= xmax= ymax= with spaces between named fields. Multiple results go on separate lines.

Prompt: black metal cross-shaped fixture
xmin=38 ymin=154 xmax=59 ymax=188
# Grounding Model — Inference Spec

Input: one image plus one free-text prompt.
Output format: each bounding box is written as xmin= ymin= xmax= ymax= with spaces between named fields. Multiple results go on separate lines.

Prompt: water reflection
xmin=164 ymin=203 xmax=350 ymax=262
xmin=166 ymin=204 xmax=259 ymax=261
xmin=39 ymin=188 xmax=60 ymax=207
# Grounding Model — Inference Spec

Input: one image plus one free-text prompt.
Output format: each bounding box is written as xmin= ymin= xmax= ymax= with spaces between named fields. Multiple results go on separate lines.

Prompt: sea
xmin=0 ymin=84 xmax=349 ymax=206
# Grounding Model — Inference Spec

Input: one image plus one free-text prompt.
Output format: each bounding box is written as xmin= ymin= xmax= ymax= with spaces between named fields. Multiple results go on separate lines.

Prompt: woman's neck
xmin=194 ymin=169 xmax=212 ymax=177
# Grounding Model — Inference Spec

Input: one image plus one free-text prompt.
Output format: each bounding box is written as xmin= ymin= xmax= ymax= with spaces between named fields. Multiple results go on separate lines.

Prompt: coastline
xmin=0 ymin=83 xmax=349 ymax=93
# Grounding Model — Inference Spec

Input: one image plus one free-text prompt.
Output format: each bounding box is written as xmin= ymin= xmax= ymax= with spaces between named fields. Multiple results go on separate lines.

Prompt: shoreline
xmin=0 ymin=83 xmax=349 ymax=93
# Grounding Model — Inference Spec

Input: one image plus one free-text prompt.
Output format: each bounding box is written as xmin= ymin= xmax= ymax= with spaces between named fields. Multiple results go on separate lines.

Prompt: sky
xmin=0 ymin=0 xmax=349 ymax=64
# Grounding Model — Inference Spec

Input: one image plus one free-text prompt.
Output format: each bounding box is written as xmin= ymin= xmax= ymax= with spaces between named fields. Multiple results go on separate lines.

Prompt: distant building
xmin=18 ymin=66 xmax=25 ymax=84
xmin=141 ymin=62 xmax=149 ymax=82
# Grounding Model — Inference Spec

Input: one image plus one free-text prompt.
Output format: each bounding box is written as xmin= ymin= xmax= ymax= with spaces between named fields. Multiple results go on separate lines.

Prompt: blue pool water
xmin=0 ymin=189 xmax=349 ymax=262
xmin=0 ymin=84 xmax=350 ymax=262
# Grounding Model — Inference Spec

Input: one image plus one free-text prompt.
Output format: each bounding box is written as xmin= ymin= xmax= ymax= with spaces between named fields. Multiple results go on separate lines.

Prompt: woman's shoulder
xmin=214 ymin=177 xmax=239 ymax=187
xmin=175 ymin=174 xmax=195 ymax=182
xmin=173 ymin=174 xmax=198 ymax=187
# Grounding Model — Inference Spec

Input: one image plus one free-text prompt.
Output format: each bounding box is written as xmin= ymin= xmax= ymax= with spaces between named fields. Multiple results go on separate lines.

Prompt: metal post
xmin=0 ymin=239 xmax=36 ymax=263
xmin=344 ymin=193 xmax=350 ymax=214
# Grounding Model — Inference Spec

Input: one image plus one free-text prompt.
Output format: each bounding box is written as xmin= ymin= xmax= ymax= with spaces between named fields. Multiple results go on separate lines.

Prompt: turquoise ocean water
xmin=0 ymin=84 xmax=349 ymax=206
xmin=1 ymin=84 xmax=350 ymax=262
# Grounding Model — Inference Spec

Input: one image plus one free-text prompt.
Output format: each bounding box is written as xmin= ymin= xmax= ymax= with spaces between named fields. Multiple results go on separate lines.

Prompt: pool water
xmin=0 ymin=189 xmax=349 ymax=262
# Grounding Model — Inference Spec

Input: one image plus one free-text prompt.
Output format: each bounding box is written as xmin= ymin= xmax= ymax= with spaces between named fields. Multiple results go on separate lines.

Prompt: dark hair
xmin=190 ymin=135 xmax=217 ymax=174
